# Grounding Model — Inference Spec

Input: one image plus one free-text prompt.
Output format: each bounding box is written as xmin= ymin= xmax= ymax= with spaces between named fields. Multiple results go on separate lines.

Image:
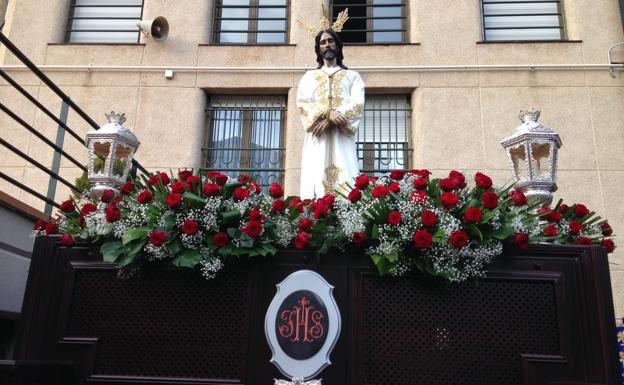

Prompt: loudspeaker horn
xmin=137 ymin=16 xmax=169 ymax=42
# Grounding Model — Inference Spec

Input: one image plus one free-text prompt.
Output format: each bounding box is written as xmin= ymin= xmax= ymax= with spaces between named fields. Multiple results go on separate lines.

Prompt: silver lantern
xmin=85 ymin=111 xmax=140 ymax=200
xmin=500 ymin=108 xmax=562 ymax=207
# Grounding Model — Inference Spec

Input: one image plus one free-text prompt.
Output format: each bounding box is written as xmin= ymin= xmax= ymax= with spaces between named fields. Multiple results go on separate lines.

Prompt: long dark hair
xmin=314 ymin=29 xmax=347 ymax=69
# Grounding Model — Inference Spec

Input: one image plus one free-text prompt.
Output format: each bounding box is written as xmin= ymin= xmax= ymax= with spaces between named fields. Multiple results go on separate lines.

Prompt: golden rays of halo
xmin=296 ymin=4 xmax=349 ymax=37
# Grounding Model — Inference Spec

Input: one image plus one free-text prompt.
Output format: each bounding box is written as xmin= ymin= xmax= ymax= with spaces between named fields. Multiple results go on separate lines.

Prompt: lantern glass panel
xmin=111 ymin=143 xmax=132 ymax=178
xmin=93 ymin=141 xmax=111 ymax=174
xmin=509 ymin=144 xmax=529 ymax=180
xmin=531 ymin=142 xmax=551 ymax=179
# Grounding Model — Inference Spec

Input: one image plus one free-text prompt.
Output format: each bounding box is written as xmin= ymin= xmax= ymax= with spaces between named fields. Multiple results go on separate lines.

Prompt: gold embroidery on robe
xmin=322 ymin=164 xmax=342 ymax=194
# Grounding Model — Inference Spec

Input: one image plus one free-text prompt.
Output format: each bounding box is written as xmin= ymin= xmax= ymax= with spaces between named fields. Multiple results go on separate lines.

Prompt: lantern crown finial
xmin=105 ymin=111 xmax=127 ymax=126
xmin=519 ymin=108 xmax=540 ymax=124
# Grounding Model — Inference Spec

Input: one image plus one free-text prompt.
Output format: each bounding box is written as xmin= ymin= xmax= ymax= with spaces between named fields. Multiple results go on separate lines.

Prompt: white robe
xmin=297 ymin=66 xmax=365 ymax=199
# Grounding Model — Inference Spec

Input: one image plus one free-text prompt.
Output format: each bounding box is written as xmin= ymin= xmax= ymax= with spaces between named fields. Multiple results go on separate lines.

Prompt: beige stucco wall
xmin=0 ymin=0 xmax=623 ymax=315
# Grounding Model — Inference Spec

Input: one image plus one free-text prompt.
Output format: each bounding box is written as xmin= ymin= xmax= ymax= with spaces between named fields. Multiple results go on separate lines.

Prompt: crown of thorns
xmin=296 ymin=4 xmax=349 ymax=37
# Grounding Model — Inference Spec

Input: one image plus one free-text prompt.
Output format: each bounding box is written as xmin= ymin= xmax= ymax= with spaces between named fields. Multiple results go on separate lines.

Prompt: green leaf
xmin=122 ymin=227 xmax=150 ymax=245
xmin=125 ymin=239 xmax=147 ymax=260
xmin=161 ymin=214 xmax=176 ymax=230
xmin=371 ymin=224 xmax=380 ymax=240
xmin=491 ymin=226 xmax=516 ymax=241
xmin=219 ymin=244 xmax=233 ymax=256
xmin=173 ymin=249 xmax=201 ymax=268
xmin=101 ymin=241 xmax=125 ymax=263
xmin=166 ymin=236 xmax=182 ymax=255
xmin=222 ymin=209 xmax=242 ymax=225
xmin=386 ymin=251 xmax=399 ymax=263
xmin=182 ymin=192 xmax=206 ymax=207
xmin=466 ymin=224 xmax=483 ymax=242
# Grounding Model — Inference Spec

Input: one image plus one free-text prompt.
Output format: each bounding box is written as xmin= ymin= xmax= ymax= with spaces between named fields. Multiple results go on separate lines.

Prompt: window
xmin=202 ymin=95 xmax=285 ymax=190
xmin=66 ymin=0 xmax=144 ymax=43
xmin=331 ymin=0 xmax=406 ymax=44
xmin=213 ymin=0 xmax=288 ymax=44
xmin=357 ymin=95 xmax=411 ymax=175
xmin=481 ymin=0 xmax=565 ymax=41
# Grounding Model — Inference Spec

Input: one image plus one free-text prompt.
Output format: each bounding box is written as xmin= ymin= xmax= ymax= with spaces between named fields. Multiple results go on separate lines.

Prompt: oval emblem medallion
xmin=265 ymin=270 xmax=341 ymax=380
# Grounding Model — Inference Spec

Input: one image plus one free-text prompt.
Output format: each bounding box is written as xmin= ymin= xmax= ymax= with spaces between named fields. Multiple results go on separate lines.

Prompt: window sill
xmin=343 ymin=42 xmax=419 ymax=46
xmin=199 ymin=43 xmax=296 ymax=47
xmin=477 ymin=40 xmax=582 ymax=44
xmin=48 ymin=43 xmax=145 ymax=46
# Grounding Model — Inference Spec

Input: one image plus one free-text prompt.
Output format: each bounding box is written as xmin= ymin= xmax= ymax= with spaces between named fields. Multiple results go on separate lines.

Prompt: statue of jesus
xmin=297 ymin=26 xmax=365 ymax=199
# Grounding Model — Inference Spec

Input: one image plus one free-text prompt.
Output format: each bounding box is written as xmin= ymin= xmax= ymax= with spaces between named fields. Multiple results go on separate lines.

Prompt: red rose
xmin=149 ymin=230 xmax=167 ymax=247
xmin=242 ymin=220 xmax=262 ymax=238
xmin=206 ymin=171 xmax=220 ymax=179
xmin=421 ymin=210 xmax=437 ymax=226
xmin=449 ymin=230 xmax=469 ymax=249
xmin=474 ymin=172 xmax=493 ymax=189
xmin=449 ymin=170 xmax=466 ymax=188
xmin=45 ymin=222 xmax=59 ymax=235
xmin=105 ymin=204 xmax=120 ymax=222
xmin=289 ymin=197 xmax=302 ymax=208
xmin=249 ymin=208 xmax=264 ymax=222
xmin=60 ymin=234 xmax=75 ymax=247
xmin=178 ymin=170 xmax=192 ymax=181
xmin=413 ymin=177 xmax=428 ymax=190
xmin=559 ymin=204 xmax=570 ymax=214
xmin=601 ymin=222 xmax=613 ymax=236
xmin=313 ymin=199 xmax=331 ymax=219
xmin=80 ymin=203 xmax=97 ymax=218
xmin=387 ymin=182 xmax=400 ymax=194
xmin=249 ymin=183 xmax=261 ymax=194
xmin=573 ymin=203 xmax=590 ymax=218
xmin=212 ymin=231 xmax=229 ymax=248
xmin=440 ymin=192 xmax=459 ymax=209
xmin=181 ymin=220 xmax=199 ymax=235
xmin=33 ymin=220 xmax=46 ymax=231
xmin=348 ymin=189 xmax=362 ymax=203
xmin=100 ymin=189 xmax=115 ymax=203
xmin=148 ymin=174 xmax=160 ymax=185
xmin=299 ymin=218 xmax=314 ymax=232
xmin=370 ymin=177 xmax=378 ymax=184
xmin=233 ymin=187 xmax=249 ymax=202
xmin=322 ymin=194 xmax=335 ymax=207
xmin=601 ymin=239 xmax=615 ymax=253
xmin=159 ymin=172 xmax=170 ymax=185
xmin=372 ymin=185 xmax=389 ymax=199
xmin=214 ymin=173 xmax=228 ymax=186
xmin=269 ymin=183 xmax=284 ymax=198
xmin=355 ymin=174 xmax=369 ymax=190
xmin=509 ymin=190 xmax=527 ymax=206
xmin=136 ymin=190 xmax=153 ymax=204
xmin=390 ymin=169 xmax=405 ymax=180
xmin=387 ymin=211 xmax=402 ymax=225
xmin=120 ymin=182 xmax=135 ymax=195
xmin=568 ymin=220 xmax=584 ymax=235
xmin=539 ymin=207 xmax=562 ymax=223
xmin=544 ymin=223 xmax=558 ymax=237
xmin=412 ymin=169 xmax=432 ymax=179
xmin=238 ymin=175 xmax=251 ymax=184
xmin=413 ymin=230 xmax=433 ymax=249
xmin=60 ymin=199 xmax=75 ymax=213
xmin=202 ymin=183 xmax=220 ymax=197
xmin=272 ymin=199 xmax=286 ymax=213
xmin=352 ymin=232 xmax=366 ymax=244
xmin=439 ymin=178 xmax=458 ymax=191
xmin=294 ymin=232 xmax=311 ymax=249
xmin=171 ymin=181 xmax=186 ymax=194
xmin=186 ymin=175 xmax=200 ymax=186
xmin=463 ymin=207 xmax=482 ymax=223
xmin=512 ymin=233 xmax=529 ymax=249
xmin=410 ymin=190 xmax=428 ymax=204
xmin=482 ymin=191 xmax=499 ymax=210
xmin=575 ymin=237 xmax=593 ymax=245
xmin=165 ymin=193 xmax=182 ymax=208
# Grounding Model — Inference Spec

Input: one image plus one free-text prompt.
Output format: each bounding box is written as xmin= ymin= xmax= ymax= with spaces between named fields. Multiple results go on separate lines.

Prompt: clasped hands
xmin=309 ymin=109 xmax=351 ymax=138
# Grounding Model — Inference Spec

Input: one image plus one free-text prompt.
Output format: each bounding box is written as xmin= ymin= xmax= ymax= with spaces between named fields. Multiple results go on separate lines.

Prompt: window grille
xmin=481 ymin=0 xmax=565 ymax=41
xmin=202 ymin=95 xmax=285 ymax=190
xmin=213 ymin=0 xmax=288 ymax=44
xmin=66 ymin=0 xmax=144 ymax=43
xmin=330 ymin=0 xmax=406 ymax=44
xmin=357 ymin=95 xmax=412 ymax=175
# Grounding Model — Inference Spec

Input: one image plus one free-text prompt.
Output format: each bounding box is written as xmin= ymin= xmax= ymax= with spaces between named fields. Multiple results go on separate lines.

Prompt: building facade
xmin=1 ymin=0 xmax=623 ymax=315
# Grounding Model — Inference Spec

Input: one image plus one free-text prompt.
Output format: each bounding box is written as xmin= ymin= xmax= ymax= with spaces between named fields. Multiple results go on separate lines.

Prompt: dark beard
xmin=322 ymin=49 xmax=336 ymax=60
